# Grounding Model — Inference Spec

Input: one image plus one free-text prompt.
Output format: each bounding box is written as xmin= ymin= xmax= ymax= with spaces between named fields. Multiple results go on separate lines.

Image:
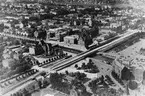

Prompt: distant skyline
xmin=1 ymin=0 xmax=127 ymax=4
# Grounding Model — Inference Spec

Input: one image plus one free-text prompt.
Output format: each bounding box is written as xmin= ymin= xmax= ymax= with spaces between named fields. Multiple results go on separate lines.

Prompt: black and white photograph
xmin=0 ymin=0 xmax=145 ymax=96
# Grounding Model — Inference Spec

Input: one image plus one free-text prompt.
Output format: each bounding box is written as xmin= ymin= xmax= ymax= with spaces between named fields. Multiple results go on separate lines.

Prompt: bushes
xmin=76 ymin=59 xmax=100 ymax=73
xmin=49 ymin=72 xmax=71 ymax=94
xmin=121 ymin=67 xmax=135 ymax=81
xmin=50 ymin=72 xmax=64 ymax=88
xmin=68 ymin=72 xmax=87 ymax=81
xmin=128 ymin=80 xmax=138 ymax=90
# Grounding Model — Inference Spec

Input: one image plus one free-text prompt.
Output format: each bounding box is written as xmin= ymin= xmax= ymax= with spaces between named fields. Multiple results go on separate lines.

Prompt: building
xmin=29 ymin=46 xmax=35 ymax=55
xmin=64 ymin=36 xmax=76 ymax=44
xmin=112 ymin=59 xmax=124 ymax=78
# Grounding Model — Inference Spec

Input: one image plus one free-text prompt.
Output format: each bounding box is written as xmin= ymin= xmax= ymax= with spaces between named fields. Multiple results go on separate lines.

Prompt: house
xmin=64 ymin=36 xmax=75 ymax=44
xmin=29 ymin=46 xmax=35 ymax=55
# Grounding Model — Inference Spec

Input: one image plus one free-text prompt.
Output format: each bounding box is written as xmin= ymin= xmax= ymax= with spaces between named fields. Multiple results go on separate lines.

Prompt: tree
xmin=49 ymin=72 xmax=72 ymax=94
xmin=75 ymin=72 xmax=86 ymax=81
xmin=35 ymin=43 xmax=45 ymax=55
xmin=75 ymin=64 xmax=78 ymax=68
xmin=13 ymin=39 xmax=21 ymax=45
xmin=143 ymin=70 xmax=145 ymax=80
xmin=81 ymin=63 xmax=86 ymax=69
xmin=49 ymin=73 xmax=64 ymax=88
xmin=88 ymin=80 xmax=98 ymax=94
xmin=71 ymin=79 xmax=79 ymax=87
xmin=79 ymin=28 xmax=93 ymax=49
xmin=89 ymin=25 xmax=99 ymax=38
xmin=121 ymin=67 xmax=135 ymax=81
xmin=37 ymin=29 xmax=47 ymax=40
xmin=23 ymin=88 xmax=30 ymax=96
xmin=65 ymin=70 xmax=69 ymax=75
xmin=0 ymin=23 xmax=4 ymax=31
xmin=128 ymin=80 xmax=138 ymax=90
xmin=87 ymin=60 xmax=94 ymax=69
xmin=88 ymin=59 xmax=93 ymax=63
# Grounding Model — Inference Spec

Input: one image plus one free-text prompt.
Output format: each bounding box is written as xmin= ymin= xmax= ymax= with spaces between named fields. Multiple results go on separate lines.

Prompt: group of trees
xmin=142 ymin=71 xmax=145 ymax=85
xmin=0 ymin=23 xmax=4 ymax=31
xmin=10 ymin=88 xmax=31 ymax=96
xmin=71 ymin=79 xmax=92 ymax=96
xmin=121 ymin=67 xmax=135 ymax=81
xmin=95 ymin=88 xmax=122 ymax=96
xmin=49 ymin=71 xmax=88 ymax=94
xmin=0 ymin=67 xmax=9 ymax=80
xmin=0 ymin=36 xmax=37 ymax=80
xmin=75 ymin=59 xmax=99 ymax=73
xmin=0 ymin=37 xmax=12 ymax=79
xmin=9 ymin=56 xmax=33 ymax=73
xmin=112 ymin=71 xmax=124 ymax=86
xmin=67 ymin=71 xmax=87 ymax=81
xmin=1 ymin=54 xmax=33 ymax=80
xmin=49 ymin=72 xmax=71 ymax=94
xmin=88 ymin=76 xmax=108 ymax=94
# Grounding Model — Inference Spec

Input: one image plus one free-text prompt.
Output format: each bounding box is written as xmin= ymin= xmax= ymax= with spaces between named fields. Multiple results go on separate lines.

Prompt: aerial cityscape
xmin=0 ymin=0 xmax=145 ymax=96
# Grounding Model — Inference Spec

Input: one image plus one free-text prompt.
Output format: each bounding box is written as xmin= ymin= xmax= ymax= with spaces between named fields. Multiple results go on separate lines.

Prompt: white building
xmin=29 ymin=46 xmax=35 ymax=55
xmin=64 ymin=36 xmax=75 ymax=44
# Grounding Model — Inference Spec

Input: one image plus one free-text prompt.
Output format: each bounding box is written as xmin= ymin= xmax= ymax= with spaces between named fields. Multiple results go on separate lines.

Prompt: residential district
xmin=0 ymin=0 xmax=145 ymax=96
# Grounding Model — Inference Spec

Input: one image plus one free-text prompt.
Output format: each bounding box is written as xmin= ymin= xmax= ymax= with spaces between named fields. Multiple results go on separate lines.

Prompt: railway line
xmin=0 ymin=54 xmax=65 ymax=83
xmin=0 ymin=31 xmax=139 ymax=96
xmin=51 ymin=31 xmax=138 ymax=71
xmin=0 ymin=69 xmax=37 ymax=85
xmin=0 ymin=54 xmax=69 ymax=95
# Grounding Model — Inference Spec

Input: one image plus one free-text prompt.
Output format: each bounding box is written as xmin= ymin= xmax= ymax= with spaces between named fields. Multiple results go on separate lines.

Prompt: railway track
xmin=0 ymin=69 xmax=36 ymax=84
xmin=0 ymin=54 xmax=70 ymax=95
xmin=51 ymin=31 xmax=138 ymax=71
xmin=0 ymin=31 xmax=138 ymax=96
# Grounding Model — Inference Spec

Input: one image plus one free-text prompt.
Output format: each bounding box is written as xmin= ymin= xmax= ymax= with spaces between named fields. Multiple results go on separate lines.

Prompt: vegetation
xmin=88 ymin=76 xmax=108 ymax=94
xmin=0 ymin=37 xmax=34 ymax=80
xmin=76 ymin=59 xmax=100 ymax=73
xmin=49 ymin=72 xmax=71 ymax=94
xmin=121 ymin=67 xmax=135 ymax=81
xmin=96 ymin=88 xmax=122 ymax=96
xmin=0 ymin=56 xmax=33 ymax=80
xmin=112 ymin=71 xmax=124 ymax=86
xmin=128 ymin=80 xmax=138 ymax=90
xmin=49 ymin=71 xmax=89 ymax=95
xmin=68 ymin=71 xmax=87 ymax=82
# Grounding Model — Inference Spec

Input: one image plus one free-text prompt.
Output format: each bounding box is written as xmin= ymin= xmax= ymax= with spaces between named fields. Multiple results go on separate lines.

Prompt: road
xmin=84 ymin=58 xmax=125 ymax=94
xmin=109 ymin=71 xmax=125 ymax=91
xmin=0 ymin=31 xmax=138 ymax=96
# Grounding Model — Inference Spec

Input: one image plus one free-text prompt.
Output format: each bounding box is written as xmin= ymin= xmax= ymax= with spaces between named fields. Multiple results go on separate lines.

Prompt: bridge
xmin=0 ymin=31 xmax=138 ymax=96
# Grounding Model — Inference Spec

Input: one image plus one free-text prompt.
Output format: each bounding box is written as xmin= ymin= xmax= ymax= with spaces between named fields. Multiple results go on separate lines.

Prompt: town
xmin=0 ymin=0 xmax=145 ymax=96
